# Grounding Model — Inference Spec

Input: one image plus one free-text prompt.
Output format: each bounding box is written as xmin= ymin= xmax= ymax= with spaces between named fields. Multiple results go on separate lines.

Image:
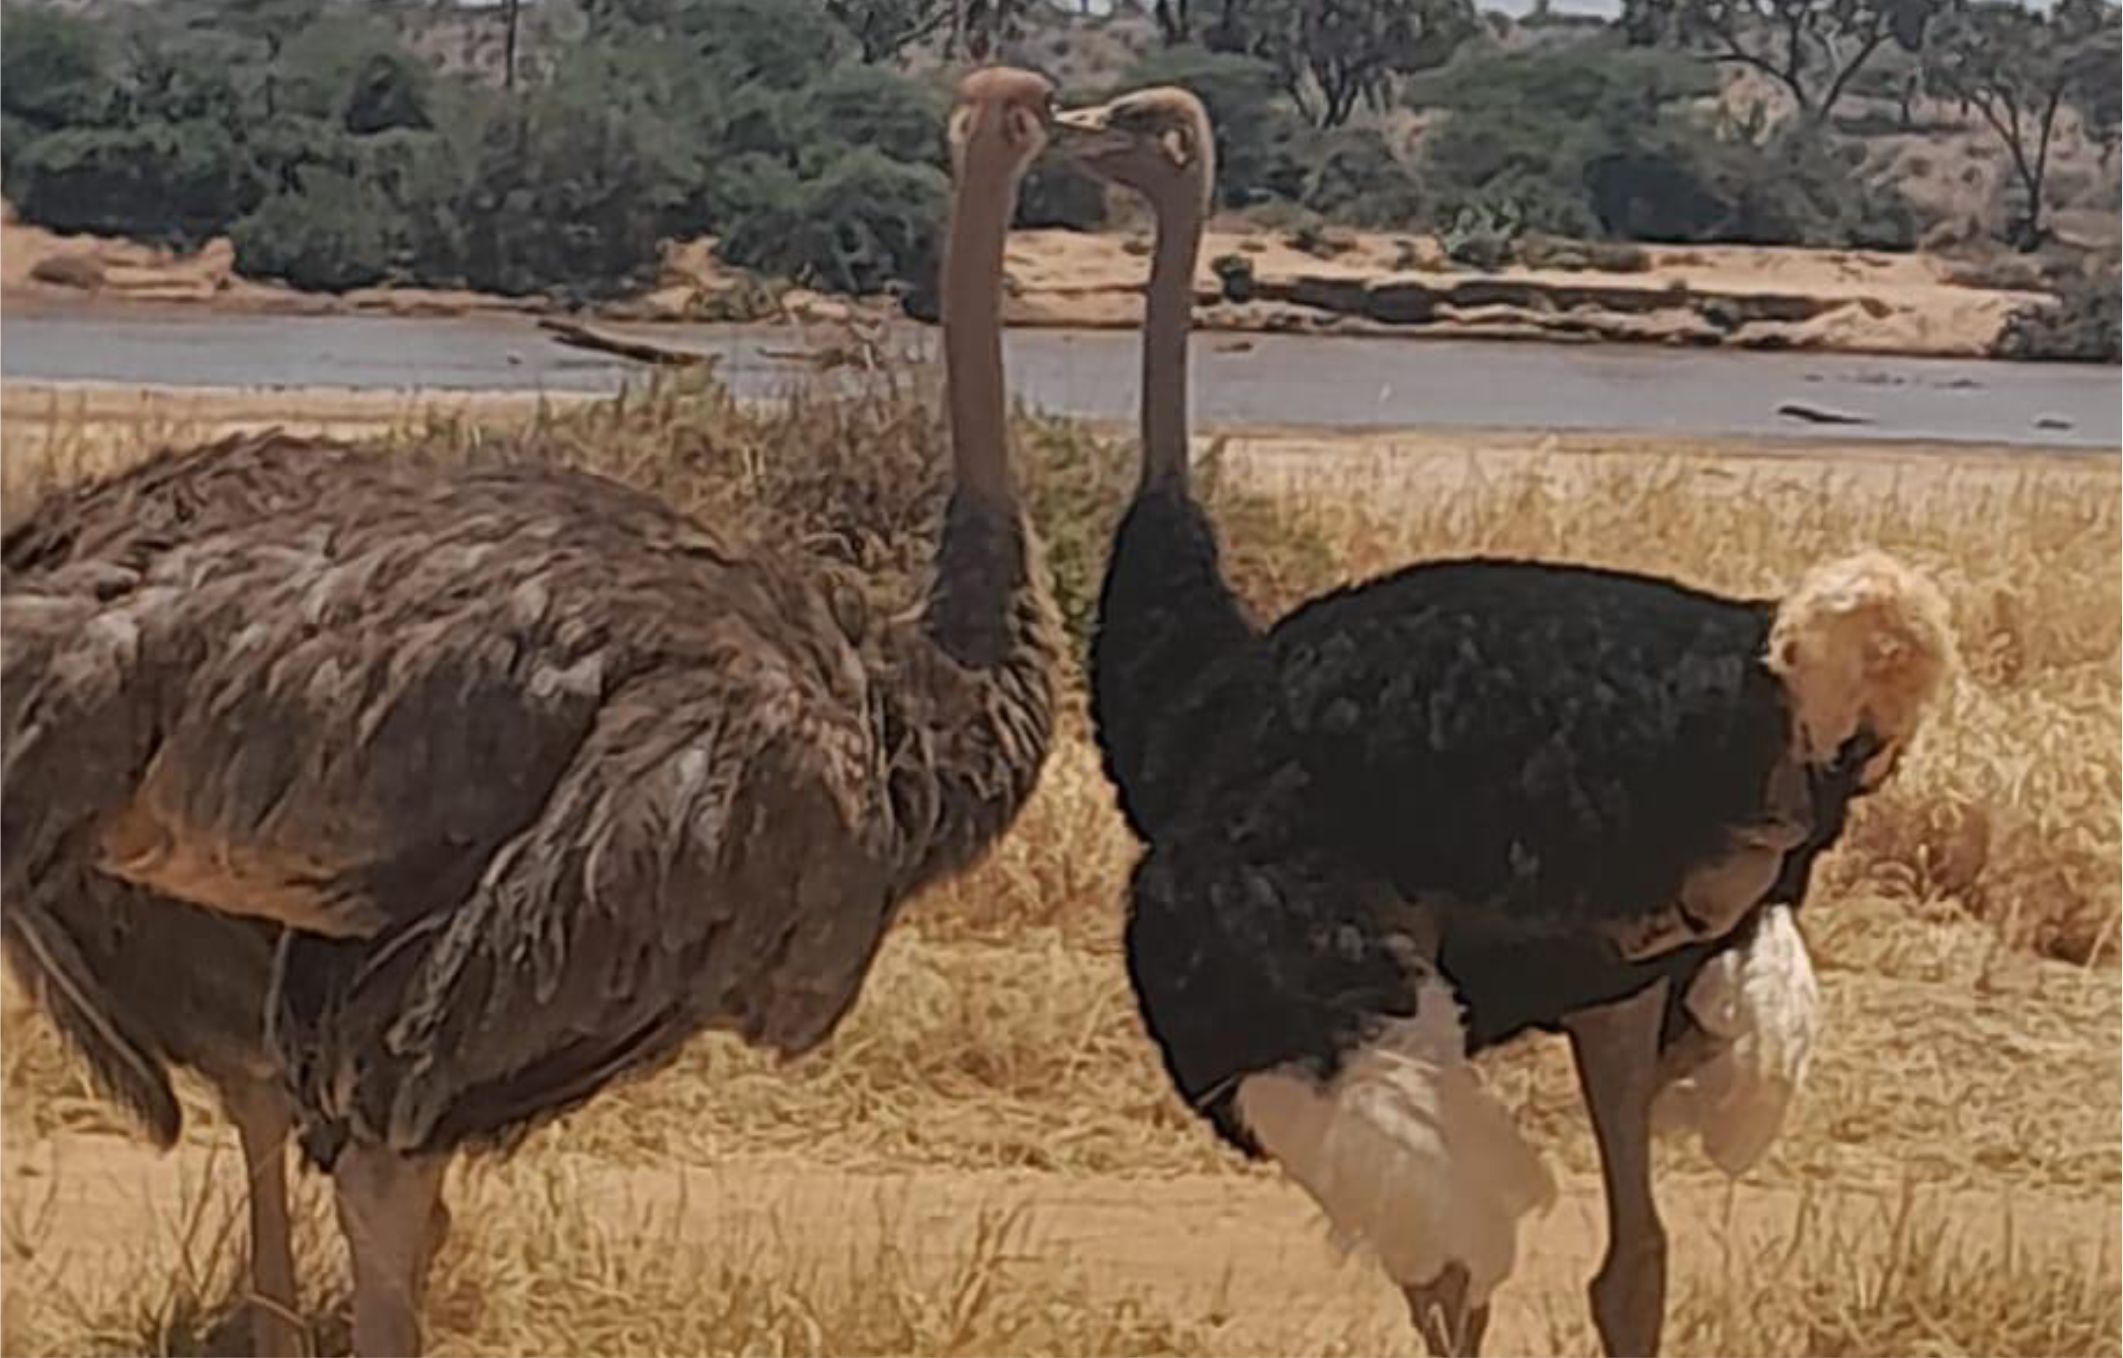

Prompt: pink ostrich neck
xmin=1138 ymin=172 xmax=1207 ymax=495
xmin=941 ymin=143 xmax=1019 ymax=512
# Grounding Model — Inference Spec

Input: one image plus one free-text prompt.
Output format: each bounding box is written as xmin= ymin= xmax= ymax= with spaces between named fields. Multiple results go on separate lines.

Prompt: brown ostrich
xmin=2 ymin=66 xmax=1063 ymax=1358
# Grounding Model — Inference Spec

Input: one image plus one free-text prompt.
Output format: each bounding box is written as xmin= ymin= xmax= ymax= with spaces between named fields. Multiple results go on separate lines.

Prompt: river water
xmin=3 ymin=307 xmax=2116 ymax=451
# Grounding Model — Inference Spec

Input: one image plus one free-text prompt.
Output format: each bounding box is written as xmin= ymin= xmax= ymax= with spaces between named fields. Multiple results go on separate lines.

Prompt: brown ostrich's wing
xmin=70 ymin=544 xmax=615 ymax=941
xmin=281 ymin=660 xmax=891 ymax=1158
xmin=6 ymin=456 xmax=873 ymax=946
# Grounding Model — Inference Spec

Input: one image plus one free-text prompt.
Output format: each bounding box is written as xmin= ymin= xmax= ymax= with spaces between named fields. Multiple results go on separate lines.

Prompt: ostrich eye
xmin=1832 ymin=726 xmax=1883 ymax=779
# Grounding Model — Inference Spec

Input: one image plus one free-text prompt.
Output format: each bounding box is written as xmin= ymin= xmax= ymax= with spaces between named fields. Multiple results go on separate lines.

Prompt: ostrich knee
xmin=332 ymin=1146 xmax=449 ymax=1358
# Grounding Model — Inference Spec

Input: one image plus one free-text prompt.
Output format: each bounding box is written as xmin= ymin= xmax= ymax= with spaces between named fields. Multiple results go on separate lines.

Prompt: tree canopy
xmin=2 ymin=0 xmax=2114 ymax=307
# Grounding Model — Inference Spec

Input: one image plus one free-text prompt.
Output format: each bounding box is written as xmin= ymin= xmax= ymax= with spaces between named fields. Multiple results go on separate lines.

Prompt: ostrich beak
xmin=1052 ymin=103 xmax=1130 ymax=162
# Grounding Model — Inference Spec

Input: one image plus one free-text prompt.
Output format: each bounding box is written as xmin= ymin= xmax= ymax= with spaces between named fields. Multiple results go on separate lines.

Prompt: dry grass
xmin=3 ymin=1133 xmax=2112 ymax=1358
xmin=1 ymin=370 xmax=2117 ymax=1356
xmin=1659 ymin=1184 xmax=2121 ymax=1357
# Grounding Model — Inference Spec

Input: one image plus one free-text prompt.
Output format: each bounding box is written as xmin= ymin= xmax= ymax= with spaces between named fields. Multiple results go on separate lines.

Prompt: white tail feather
xmin=1652 ymin=905 xmax=1822 ymax=1175
xmin=1234 ymin=973 xmax=1556 ymax=1305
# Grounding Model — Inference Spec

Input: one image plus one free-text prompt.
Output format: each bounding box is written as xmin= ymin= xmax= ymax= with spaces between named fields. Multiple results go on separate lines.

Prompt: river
xmin=2 ymin=307 xmax=2115 ymax=451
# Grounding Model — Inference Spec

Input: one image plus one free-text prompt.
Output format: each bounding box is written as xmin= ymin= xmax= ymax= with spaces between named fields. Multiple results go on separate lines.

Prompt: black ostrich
xmin=1054 ymin=89 xmax=1956 ymax=1358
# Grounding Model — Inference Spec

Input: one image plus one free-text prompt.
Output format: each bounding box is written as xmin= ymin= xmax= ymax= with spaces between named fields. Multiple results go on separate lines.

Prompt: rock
xmin=1365 ymin=275 xmax=1442 ymax=324
xmin=29 ymin=252 xmax=105 ymax=289
xmin=1275 ymin=273 xmax=1369 ymax=315
xmin=195 ymin=237 xmax=236 ymax=280
xmin=638 ymin=284 xmax=701 ymax=320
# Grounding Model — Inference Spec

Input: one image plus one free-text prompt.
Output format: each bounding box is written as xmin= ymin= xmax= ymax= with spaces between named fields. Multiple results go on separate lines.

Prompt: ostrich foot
xmin=227 ymin=1082 xmax=304 ymax=1357
xmin=1402 ymin=1263 xmax=1488 ymax=1357
xmin=1589 ymin=1228 xmax=1667 ymax=1358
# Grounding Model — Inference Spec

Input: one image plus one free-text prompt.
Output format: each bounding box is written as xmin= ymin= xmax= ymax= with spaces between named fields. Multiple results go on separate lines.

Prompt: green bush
xmin=1412 ymin=43 xmax=1918 ymax=250
xmin=242 ymin=113 xmax=357 ymax=195
xmin=277 ymin=15 xmax=432 ymax=132
xmin=721 ymin=147 xmax=945 ymax=296
xmin=113 ymin=25 xmax=252 ymax=127
xmin=356 ymin=126 xmax=469 ymax=276
xmin=436 ymin=50 xmax=695 ymax=297
xmin=1996 ymin=258 xmax=2121 ymax=362
xmin=1702 ymin=130 xmax=1919 ymax=250
xmin=1413 ymin=43 xmax=1714 ymax=239
xmin=787 ymin=63 xmax=942 ymax=169
xmin=1 ymin=6 xmax=116 ymax=130
xmin=1294 ymin=124 xmax=1424 ymax=227
xmin=10 ymin=120 xmax=254 ymax=245
xmin=1440 ymin=198 xmax=1525 ymax=268
xmin=1016 ymin=160 xmax=1108 ymax=230
xmin=660 ymin=0 xmax=850 ymax=91
xmin=230 ymin=166 xmax=391 ymax=290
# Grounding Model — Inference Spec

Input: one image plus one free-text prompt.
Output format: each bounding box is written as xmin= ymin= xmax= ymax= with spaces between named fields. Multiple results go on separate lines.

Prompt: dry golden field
xmin=2 ymin=374 xmax=2117 ymax=1357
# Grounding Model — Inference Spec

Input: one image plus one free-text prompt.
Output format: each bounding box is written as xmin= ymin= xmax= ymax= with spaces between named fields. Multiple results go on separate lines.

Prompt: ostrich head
xmin=1765 ymin=549 xmax=1956 ymax=791
xmin=947 ymin=67 xmax=1057 ymax=187
xmin=1052 ymin=86 xmax=1215 ymax=211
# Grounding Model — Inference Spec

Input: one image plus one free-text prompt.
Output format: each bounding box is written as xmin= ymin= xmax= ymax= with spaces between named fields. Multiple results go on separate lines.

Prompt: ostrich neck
xmin=924 ymin=149 xmax=1044 ymax=673
xmin=892 ymin=143 xmax=1060 ymax=898
xmin=1089 ymin=172 xmax=1252 ymax=840
xmin=1139 ymin=179 xmax=1206 ymax=494
xmin=941 ymin=159 xmax=1014 ymax=513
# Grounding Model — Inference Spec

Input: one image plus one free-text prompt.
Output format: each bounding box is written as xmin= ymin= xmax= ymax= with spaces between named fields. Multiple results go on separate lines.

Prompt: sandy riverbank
xmin=3 ymin=378 xmax=2099 ymax=489
xmin=3 ymin=205 xmax=2053 ymax=362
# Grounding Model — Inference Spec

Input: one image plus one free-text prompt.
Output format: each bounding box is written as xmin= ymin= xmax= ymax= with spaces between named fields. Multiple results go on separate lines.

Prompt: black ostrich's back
xmin=1267 ymin=559 xmax=1792 ymax=933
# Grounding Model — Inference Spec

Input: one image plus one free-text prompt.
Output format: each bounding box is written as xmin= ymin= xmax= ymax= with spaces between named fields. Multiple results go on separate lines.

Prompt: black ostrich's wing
xmin=1264 ymin=559 xmax=1805 ymax=938
xmin=1124 ymin=765 xmax=1433 ymax=1155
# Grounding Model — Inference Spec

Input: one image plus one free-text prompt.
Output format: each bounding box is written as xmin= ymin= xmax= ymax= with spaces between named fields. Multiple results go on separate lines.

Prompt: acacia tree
xmin=1203 ymin=0 xmax=1477 ymax=127
xmin=1153 ymin=0 xmax=1205 ymax=44
xmin=2062 ymin=0 xmax=2122 ymax=168
xmin=203 ymin=0 xmax=326 ymax=117
xmin=825 ymin=0 xmax=953 ymax=62
xmin=1925 ymin=0 xmax=2120 ymax=247
xmin=502 ymin=0 xmax=521 ymax=90
xmin=1641 ymin=0 xmax=1939 ymax=126
xmin=941 ymin=0 xmax=1024 ymax=59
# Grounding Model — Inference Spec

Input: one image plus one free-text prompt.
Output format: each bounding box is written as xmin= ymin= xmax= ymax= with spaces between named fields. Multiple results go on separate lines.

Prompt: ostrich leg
xmin=1396 ymin=906 xmax=1488 ymax=1357
xmin=1566 ymin=981 xmax=1671 ymax=1358
xmin=1402 ymin=1261 xmax=1489 ymax=1356
xmin=225 ymin=1080 xmax=304 ymax=1358
xmin=332 ymin=1146 xmax=449 ymax=1357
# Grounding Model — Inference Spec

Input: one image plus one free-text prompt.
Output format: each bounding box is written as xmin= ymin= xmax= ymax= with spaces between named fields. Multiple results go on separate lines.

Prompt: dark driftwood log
xmin=1776 ymin=401 xmax=1873 ymax=426
xmin=538 ymin=318 xmax=714 ymax=367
